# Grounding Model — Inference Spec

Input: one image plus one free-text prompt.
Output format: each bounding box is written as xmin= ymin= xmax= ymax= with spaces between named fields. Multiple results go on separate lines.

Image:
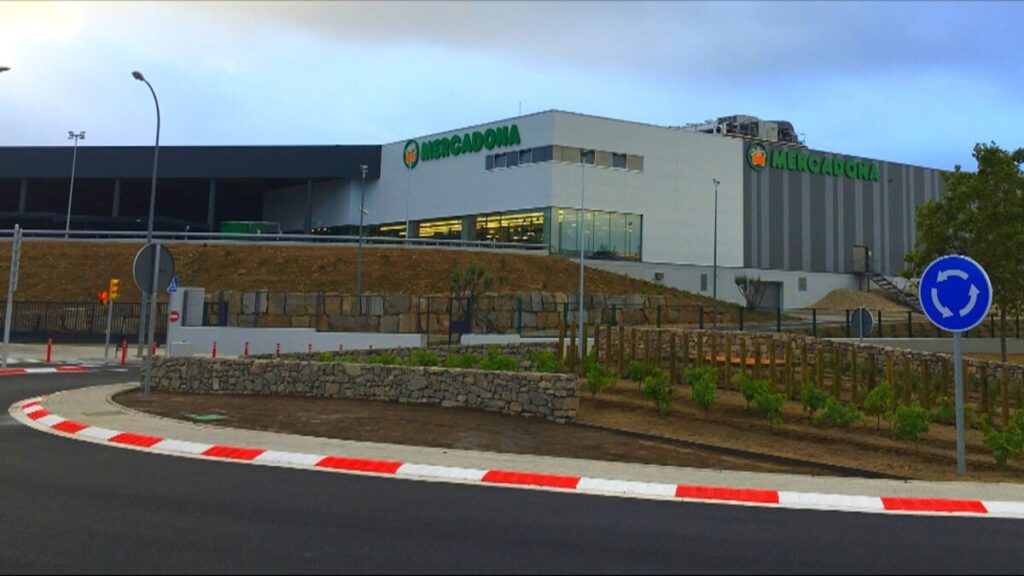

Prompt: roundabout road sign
xmin=919 ymin=254 xmax=992 ymax=333
xmin=851 ymin=307 xmax=874 ymax=338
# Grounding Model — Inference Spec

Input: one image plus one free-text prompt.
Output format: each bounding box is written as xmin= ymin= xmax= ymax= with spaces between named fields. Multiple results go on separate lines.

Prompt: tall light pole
xmin=65 ymin=131 xmax=86 ymax=238
xmin=355 ymin=164 xmax=368 ymax=324
xmin=578 ymin=152 xmax=590 ymax=361
xmin=132 ymin=70 xmax=160 ymax=364
xmin=712 ymin=178 xmax=720 ymax=330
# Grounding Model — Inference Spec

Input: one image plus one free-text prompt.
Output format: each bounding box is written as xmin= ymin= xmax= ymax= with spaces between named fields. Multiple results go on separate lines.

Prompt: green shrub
xmin=626 ymin=361 xmax=657 ymax=382
xmin=800 ymin=382 xmax=828 ymax=417
xmin=443 ymin=353 xmax=481 ymax=369
xmin=316 ymin=351 xmax=334 ymax=362
xmin=894 ymin=401 xmax=931 ymax=441
xmin=367 ymin=353 xmax=400 ymax=365
xmin=814 ymin=397 xmax=863 ymax=428
xmin=686 ymin=366 xmax=717 ymax=412
xmin=980 ymin=411 xmax=1024 ymax=468
xmin=529 ymin=350 xmax=560 ymax=373
xmin=863 ymin=382 xmax=894 ymax=429
xmin=738 ymin=374 xmax=771 ymax=411
xmin=407 ymin=349 xmax=439 ymax=367
xmin=932 ymin=395 xmax=977 ymax=429
xmin=642 ymin=369 xmax=674 ymax=414
xmin=752 ymin=389 xmax=785 ymax=428
xmin=584 ymin=355 xmax=617 ymax=399
xmin=479 ymin=346 xmax=519 ymax=372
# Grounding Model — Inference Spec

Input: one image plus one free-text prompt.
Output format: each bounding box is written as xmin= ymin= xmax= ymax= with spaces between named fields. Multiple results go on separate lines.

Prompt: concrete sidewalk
xmin=22 ymin=382 xmax=1024 ymax=504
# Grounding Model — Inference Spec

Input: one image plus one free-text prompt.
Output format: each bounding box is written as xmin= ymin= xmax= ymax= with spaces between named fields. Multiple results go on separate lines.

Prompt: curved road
xmin=2 ymin=371 xmax=1022 ymax=574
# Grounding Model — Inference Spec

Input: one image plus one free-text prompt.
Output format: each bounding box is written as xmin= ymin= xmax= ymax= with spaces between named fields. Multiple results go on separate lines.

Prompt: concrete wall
xmin=585 ymin=260 xmax=860 ymax=309
xmin=152 ymin=355 xmax=580 ymax=422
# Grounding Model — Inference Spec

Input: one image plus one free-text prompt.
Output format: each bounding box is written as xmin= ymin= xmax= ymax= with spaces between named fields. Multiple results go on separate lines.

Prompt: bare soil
xmin=808 ymin=288 xmax=912 ymax=312
xmin=114 ymin=379 xmax=1024 ymax=483
xmin=0 ymin=240 xmax=710 ymax=303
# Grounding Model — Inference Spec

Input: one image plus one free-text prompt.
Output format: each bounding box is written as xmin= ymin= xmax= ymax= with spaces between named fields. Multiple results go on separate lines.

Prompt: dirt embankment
xmin=0 ymin=240 xmax=713 ymax=303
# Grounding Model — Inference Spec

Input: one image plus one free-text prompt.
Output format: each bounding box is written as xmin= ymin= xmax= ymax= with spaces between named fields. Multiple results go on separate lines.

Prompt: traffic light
xmin=98 ymin=291 xmax=109 ymax=306
xmin=109 ymin=278 xmax=121 ymax=302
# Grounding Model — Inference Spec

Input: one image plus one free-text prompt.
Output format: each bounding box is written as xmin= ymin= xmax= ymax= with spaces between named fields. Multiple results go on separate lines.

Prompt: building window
xmin=581 ymin=149 xmax=596 ymax=165
xmin=418 ymin=218 xmax=462 ymax=240
xmin=475 ymin=211 xmax=545 ymax=244
xmin=485 ymin=155 xmax=494 ymax=170
xmin=552 ymin=207 xmax=641 ymax=261
xmin=612 ymin=153 xmax=627 ymax=169
xmin=519 ymin=148 xmax=532 ymax=164
xmin=506 ymin=151 xmax=519 ymax=168
xmin=532 ymin=145 xmax=553 ymax=163
xmin=798 ymin=277 xmax=807 ymax=292
xmin=493 ymin=153 xmax=507 ymax=169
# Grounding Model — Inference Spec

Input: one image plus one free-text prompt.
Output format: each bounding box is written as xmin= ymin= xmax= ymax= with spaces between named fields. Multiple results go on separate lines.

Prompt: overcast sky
xmin=1 ymin=1 xmax=1021 ymax=170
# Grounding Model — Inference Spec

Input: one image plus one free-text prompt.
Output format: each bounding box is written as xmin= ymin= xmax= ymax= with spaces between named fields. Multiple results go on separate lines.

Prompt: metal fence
xmin=3 ymin=297 xmax=1019 ymax=344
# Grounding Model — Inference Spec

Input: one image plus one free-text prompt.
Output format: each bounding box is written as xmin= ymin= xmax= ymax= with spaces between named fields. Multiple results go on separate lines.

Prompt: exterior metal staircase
xmin=868 ymin=272 xmax=923 ymax=314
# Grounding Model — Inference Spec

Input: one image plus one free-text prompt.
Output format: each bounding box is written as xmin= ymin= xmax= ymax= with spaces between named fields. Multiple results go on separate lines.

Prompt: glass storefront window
xmin=551 ymin=207 xmax=641 ymax=260
xmin=475 ymin=211 xmax=545 ymax=244
xmin=418 ymin=218 xmax=462 ymax=240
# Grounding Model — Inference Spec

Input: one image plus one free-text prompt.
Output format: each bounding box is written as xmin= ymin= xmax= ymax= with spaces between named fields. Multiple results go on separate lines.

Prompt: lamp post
xmin=355 ymin=164 xmax=368 ymax=325
xmin=132 ymin=70 xmax=161 ymax=376
xmin=626 ymin=220 xmax=633 ymax=259
xmin=712 ymin=178 xmax=720 ymax=330
xmin=65 ymin=131 xmax=86 ymax=238
xmin=578 ymin=151 xmax=592 ymax=361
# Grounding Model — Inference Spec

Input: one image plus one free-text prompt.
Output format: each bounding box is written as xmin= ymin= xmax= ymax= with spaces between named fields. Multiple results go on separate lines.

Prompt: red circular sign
xmin=169 ymin=310 xmax=180 ymax=323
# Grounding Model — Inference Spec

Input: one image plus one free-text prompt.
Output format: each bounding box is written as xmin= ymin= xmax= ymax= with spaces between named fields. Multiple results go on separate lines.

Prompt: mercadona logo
xmin=403 ymin=140 xmax=419 ymax=169
xmin=747 ymin=143 xmax=767 ymax=171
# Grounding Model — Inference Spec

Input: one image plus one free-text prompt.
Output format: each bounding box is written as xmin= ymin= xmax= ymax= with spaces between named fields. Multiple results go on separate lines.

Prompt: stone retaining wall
xmin=271 ymin=342 xmax=557 ymax=368
xmin=204 ymin=290 xmax=703 ymax=334
xmin=152 ymin=355 xmax=579 ymax=423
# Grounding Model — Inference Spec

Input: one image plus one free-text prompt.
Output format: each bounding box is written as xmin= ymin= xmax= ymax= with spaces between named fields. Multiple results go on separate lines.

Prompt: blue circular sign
xmin=918 ymin=254 xmax=992 ymax=333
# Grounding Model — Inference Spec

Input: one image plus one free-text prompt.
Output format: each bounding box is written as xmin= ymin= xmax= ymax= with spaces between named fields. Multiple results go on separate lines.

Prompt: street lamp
xmin=626 ymin=221 xmax=633 ymax=259
xmin=355 ymin=164 xmax=368 ymax=324
xmin=65 ymin=131 xmax=86 ymax=238
xmin=712 ymin=178 xmax=720 ymax=330
xmin=577 ymin=151 xmax=593 ymax=362
xmin=132 ymin=70 xmax=161 ymax=388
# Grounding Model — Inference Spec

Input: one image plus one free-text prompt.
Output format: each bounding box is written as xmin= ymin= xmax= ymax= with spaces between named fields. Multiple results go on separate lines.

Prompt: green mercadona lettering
xmin=419 ymin=124 xmax=522 ymax=163
xmin=769 ymin=148 xmax=879 ymax=181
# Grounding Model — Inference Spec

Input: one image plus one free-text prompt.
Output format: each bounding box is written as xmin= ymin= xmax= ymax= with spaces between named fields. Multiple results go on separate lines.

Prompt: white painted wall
xmin=549 ymin=112 xmax=745 ymax=267
xmin=585 ymin=259 xmax=862 ymax=309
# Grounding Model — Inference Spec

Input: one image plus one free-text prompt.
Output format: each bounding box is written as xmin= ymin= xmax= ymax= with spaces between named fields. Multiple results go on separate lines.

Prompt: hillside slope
xmin=0 ymin=240 xmax=715 ymax=303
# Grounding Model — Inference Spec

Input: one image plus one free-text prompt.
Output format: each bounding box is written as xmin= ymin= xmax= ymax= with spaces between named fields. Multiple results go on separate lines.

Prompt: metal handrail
xmin=0 ymin=229 xmax=548 ymax=252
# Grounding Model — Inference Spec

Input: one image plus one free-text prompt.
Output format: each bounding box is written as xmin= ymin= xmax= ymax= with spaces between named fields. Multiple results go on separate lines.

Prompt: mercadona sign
xmin=404 ymin=124 xmax=522 ymax=169
xmin=747 ymin=142 xmax=879 ymax=181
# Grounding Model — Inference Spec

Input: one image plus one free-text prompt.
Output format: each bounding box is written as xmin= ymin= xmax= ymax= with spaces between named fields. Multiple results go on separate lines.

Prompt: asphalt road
xmin=2 ymin=371 xmax=1023 ymax=574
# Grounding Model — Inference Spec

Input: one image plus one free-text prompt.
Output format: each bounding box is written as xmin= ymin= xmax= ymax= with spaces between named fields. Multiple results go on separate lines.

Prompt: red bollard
xmin=120 ymin=338 xmax=128 ymax=366
xmin=276 ymin=342 xmax=281 ymax=357
xmin=339 ymin=343 xmax=343 ymax=352
xmin=46 ymin=338 xmax=52 ymax=364
xmin=369 ymin=344 xmax=373 ymax=351
xmin=151 ymin=341 xmax=157 ymax=356
xmin=212 ymin=341 xmax=218 ymax=359
xmin=308 ymin=343 xmax=312 ymax=354
xmin=244 ymin=342 xmax=249 ymax=357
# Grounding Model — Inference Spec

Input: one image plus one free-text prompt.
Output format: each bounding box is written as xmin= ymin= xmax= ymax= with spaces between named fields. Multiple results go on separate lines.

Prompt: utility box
xmin=852 ymin=245 xmax=872 ymax=274
xmin=168 ymin=341 xmax=194 ymax=358
xmin=181 ymin=287 xmax=205 ymax=327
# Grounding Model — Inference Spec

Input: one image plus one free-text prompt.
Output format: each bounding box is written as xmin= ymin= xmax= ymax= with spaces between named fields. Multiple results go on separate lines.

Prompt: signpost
xmin=919 ymin=254 xmax=993 ymax=475
xmin=133 ymin=244 xmax=175 ymax=398
xmin=2 ymin=225 xmax=22 ymax=368
xmin=850 ymin=307 xmax=874 ymax=341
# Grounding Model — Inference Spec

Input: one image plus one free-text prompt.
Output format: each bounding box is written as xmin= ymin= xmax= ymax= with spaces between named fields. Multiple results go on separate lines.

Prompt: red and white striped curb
xmin=13 ymin=396 xmax=1024 ymax=519
xmin=0 ymin=366 xmax=90 ymax=376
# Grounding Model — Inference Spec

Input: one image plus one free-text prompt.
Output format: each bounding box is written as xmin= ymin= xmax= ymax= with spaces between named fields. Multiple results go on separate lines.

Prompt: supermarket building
xmin=0 ymin=110 xmax=946 ymax=308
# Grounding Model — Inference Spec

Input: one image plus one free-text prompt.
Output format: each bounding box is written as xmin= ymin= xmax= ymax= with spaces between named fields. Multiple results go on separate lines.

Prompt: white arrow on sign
xmin=960 ymin=284 xmax=980 ymax=317
xmin=937 ymin=269 xmax=969 ymax=282
xmin=931 ymin=287 xmax=954 ymax=318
